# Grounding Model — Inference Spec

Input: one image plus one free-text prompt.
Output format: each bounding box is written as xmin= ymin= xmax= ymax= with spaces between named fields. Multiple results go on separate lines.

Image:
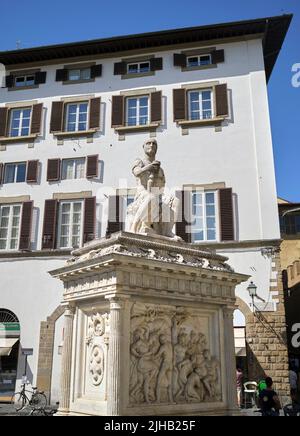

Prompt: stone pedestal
xmin=50 ymin=232 xmax=248 ymax=416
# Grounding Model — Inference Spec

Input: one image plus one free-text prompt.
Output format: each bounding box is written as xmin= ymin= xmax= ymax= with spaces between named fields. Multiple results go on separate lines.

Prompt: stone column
xmin=223 ymin=306 xmax=238 ymax=413
xmin=106 ymin=297 xmax=126 ymax=416
xmin=57 ymin=305 xmax=75 ymax=415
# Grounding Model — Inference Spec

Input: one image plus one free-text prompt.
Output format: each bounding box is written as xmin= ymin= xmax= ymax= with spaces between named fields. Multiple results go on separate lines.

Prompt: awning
xmin=0 ymin=338 xmax=19 ymax=357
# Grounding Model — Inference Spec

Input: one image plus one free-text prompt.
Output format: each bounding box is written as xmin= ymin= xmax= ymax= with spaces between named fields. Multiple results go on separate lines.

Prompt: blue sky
xmin=0 ymin=0 xmax=299 ymax=201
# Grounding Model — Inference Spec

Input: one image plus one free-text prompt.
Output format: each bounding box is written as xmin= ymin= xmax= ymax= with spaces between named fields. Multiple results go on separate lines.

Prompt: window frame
xmin=187 ymin=88 xmax=214 ymax=121
xmin=186 ymin=54 xmax=212 ymax=68
xmin=14 ymin=74 xmax=36 ymax=88
xmin=125 ymin=95 xmax=149 ymax=127
xmin=64 ymin=102 xmax=89 ymax=133
xmin=61 ymin=157 xmax=86 ymax=180
xmin=57 ymin=200 xmax=83 ymax=249
xmin=0 ymin=203 xmax=22 ymax=251
xmin=190 ymin=190 xmax=219 ymax=243
xmin=9 ymin=107 xmax=32 ymax=138
xmin=4 ymin=162 xmax=27 ymax=184
xmin=127 ymin=61 xmax=151 ymax=75
xmin=68 ymin=67 xmax=91 ymax=82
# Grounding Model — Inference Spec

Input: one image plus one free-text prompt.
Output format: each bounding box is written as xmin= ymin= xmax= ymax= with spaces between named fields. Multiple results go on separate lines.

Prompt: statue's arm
xmin=132 ymin=159 xmax=154 ymax=177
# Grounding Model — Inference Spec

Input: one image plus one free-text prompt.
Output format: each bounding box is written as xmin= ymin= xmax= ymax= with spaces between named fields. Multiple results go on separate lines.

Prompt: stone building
xmin=0 ymin=15 xmax=292 ymax=405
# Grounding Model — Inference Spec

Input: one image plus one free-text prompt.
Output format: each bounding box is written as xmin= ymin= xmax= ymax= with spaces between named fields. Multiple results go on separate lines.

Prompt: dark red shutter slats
xmin=150 ymin=91 xmax=162 ymax=123
xmin=50 ymin=102 xmax=64 ymax=132
xmin=0 ymin=107 xmax=9 ymax=137
xmin=211 ymin=49 xmax=225 ymax=64
xmin=19 ymin=201 xmax=33 ymax=250
xmin=111 ymin=96 xmax=124 ymax=127
xmin=86 ymin=155 xmax=98 ymax=178
xmin=90 ymin=65 xmax=102 ymax=78
xmin=47 ymin=159 xmax=61 ymax=181
xmin=5 ymin=75 xmax=14 ymax=88
xmin=42 ymin=199 xmax=58 ymax=249
xmin=215 ymin=84 xmax=228 ymax=117
xmin=0 ymin=163 xmax=3 ymax=184
xmin=34 ymin=71 xmax=47 ymax=84
xmin=83 ymin=197 xmax=96 ymax=243
xmin=114 ymin=62 xmax=127 ymax=75
xmin=56 ymin=69 xmax=68 ymax=81
xmin=89 ymin=97 xmax=101 ymax=129
xmin=26 ymin=160 xmax=38 ymax=183
xmin=150 ymin=57 xmax=163 ymax=71
xmin=219 ymin=188 xmax=234 ymax=241
xmin=173 ymin=89 xmax=186 ymax=121
xmin=30 ymin=103 xmax=43 ymax=135
xmin=173 ymin=53 xmax=187 ymax=67
xmin=106 ymin=196 xmax=123 ymax=235
xmin=175 ymin=190 xmax=191 ymax=243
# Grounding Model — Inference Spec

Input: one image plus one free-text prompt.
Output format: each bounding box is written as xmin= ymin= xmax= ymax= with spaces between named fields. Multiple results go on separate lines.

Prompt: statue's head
xmin=143 ymin=138 xmax=157 ymax=157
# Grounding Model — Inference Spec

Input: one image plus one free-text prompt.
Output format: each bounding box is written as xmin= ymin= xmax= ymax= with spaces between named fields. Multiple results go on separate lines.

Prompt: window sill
xmin=181 ymin=64 xmax=217 ymax=72
xmin=0 ymin=134 xmax=38 ymax=144
xmin=53 ymin=129 xmax=98 ymax=139
xmin=114 ymin=123 xmax=160 ymax=134
xmin=121 ymin=71 xmax=155 ymax=80
xmin=62 ymin=79 xmax=95 ymax=85
xmin=8 ymin=84 xmax=39 ymax=91
xmin=177 ymin=118 xmax=225 ymax=128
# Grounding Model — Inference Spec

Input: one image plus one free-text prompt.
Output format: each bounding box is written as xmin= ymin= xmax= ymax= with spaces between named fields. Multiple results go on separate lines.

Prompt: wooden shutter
xmin=5 ymin=75 xmax=14 ymax=88
xmin=0 ymin=163 xmax=3 ymax=184
xmin=89 ymin=97 xmax=101 ymax=129
xmin=111 ymin=96 xmax=124 ymax=127
xmin=56 ymin=69 xmax=68 ymax=81
xmin=26 ymin=160 xmax=39 ymax=183
xmin=211 ymin=49 xmax=225 ymax=64
xmin=83 ymin=197 xmax=96 ymax=243
xmin=175 ymin=190 xmax=191 ymax=243
xmin=30 ymin=103 xmax=43 ymax=135
xmin=219 ymin=188 xmax=234 ymax=241
xmin=173 ymin=89 xmax=186 ymax=121
xmin=150 ymin=58 xmax=163 ymax=71
xmin=114 ymin=62 xmax=127 ymax=75
xmin=47 ymin=159 xmax=61 ymax=181
xmin=50 ymin=101 xmax=64 ymax=132
xmin=174 ymin=53 xmax=187 ymax=67
xmin=34 ymin=71 xmax=47 ymax=84
xmin=86 ymin=155 xmax=98 ymax=178
xmin=0 ymin=107 xmax=8 ymax=137
xmin=42 ymin=199 xmax=58 ymax=249
xmin=106 ymin=196 xmax=123 ymax=235
xmin=150 ymin=91 xmax=162 ymax=123
xmin=91 ymin=64 xmax=102 ymax=78
xmin=215 ymin=84 xmax=228 ymax=117
xmin=19 ymin=201 xmax=33 ymax=250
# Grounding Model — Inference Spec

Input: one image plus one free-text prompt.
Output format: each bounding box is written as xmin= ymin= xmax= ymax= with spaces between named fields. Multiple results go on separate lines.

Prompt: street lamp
xmin=247 ymin=281 xmax=257 ymax=311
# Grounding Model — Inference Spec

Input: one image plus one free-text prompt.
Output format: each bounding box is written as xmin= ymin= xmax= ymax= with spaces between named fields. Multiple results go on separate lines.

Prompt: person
xmin=289 ymin=367 xmax=298 ymax=403
xmin=236 ymin=367 xmax=243 ymax=408
xmin=259 ymin=376 xmax=281 ymax=416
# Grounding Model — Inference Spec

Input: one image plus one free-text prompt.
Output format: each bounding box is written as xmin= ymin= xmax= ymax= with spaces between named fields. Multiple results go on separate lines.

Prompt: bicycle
xmin=11 ymin=383 xmax=47 ymax=413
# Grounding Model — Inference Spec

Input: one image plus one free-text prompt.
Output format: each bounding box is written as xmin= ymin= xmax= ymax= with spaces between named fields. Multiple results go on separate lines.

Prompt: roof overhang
xmin=0 ymin=14 xmax=292 ymax=82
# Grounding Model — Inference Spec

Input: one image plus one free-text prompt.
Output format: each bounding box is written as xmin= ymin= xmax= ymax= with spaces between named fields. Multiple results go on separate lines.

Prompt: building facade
xmin=0 ymin=15 xmax=292 ymax=404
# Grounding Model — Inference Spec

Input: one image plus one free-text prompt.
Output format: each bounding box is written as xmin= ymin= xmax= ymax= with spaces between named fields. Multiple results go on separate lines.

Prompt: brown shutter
xmin=83 ymin=197 xmax=96 ymax=243
xmin=215 ymin=84 xmax=228 ymax=117
xmin=106 ymin=196 xmax=123 ymax=235
xmin=5 ymin=75 xmax=14 ymax=88
xmin=50 ymin=101 xmax=64 ymax=132
xmin=173 ymin=89 xmax=186 ymax=121
xmin=56 ymin=69 xmax=68 ymax=81
xmin=150 ymin=91 xmax=162 ymax=123
xmin=0 ymin=107 xmax=9 ymax=137
xmin=0 ymin=163 xmax=3 ymax=184
xmin=35 ymin=71 xmax=47 ymax=84
xmin=175 ymin=190 xmax=191 ymax=243
xmin=111 ymin=95 xmax=124 ymax=127
xmin=42 ymin=199 xmax=58 ymax=249
xmin=89 ymin=97 xmax=101 ymax=129
xmin=19 ymin=201 xmax=33 ymax=250
xmin=174 ymin=53 xmax=187 ymax=67
xmin=86 ymin=155 xmax=98 ymax=178
xmin=26 ymin=160 xmax=39 ymax=183
xmin=211 ymin=49 xmax=225 ymax=64
xmin=30 ymin=103 xmax=43 ymax=135
xmin=47 ymin=159 xmax=61 ymax=181
xmin=114 ymin=62 xmax=127 ymax=75
xmin=150 ymin=58 xmax=163 ymax=71
xmin=219 ymin=188 xmax=234 ymax=241
xmin=90 ymin=64 xmax=102 ymax=78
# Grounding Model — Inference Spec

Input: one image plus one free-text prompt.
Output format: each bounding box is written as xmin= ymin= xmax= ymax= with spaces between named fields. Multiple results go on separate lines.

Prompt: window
xmin=126 ymin=96 xmax=149 ymax=126
xmin=191 ymin=191 xmax=217 ymax=242
xmin=14 ymin=74 xmax=35 ymax=88
xmin=4 ymin=163 xmax=26 ymax=184
xmin=127 ymin=61 xmax=150 ymax=74
xmin=187 ymin=54 xmax=212 ymax=68
xmin=61 ymin=158 xmax=85 ymax=180
xmin=188 ymin=89 xmax=213 ymax=121
xmin=57 ymin=201 xmax=83 ymax=249
xmin=65 ymin=102 xmax=88 ymax=132
xmin=68 ymin=68 xmax=91 ymax=81
xmin=9 ymin=108 xmax=32 ymax=137
xmin=0 ymin=204 xmax=22 ymax=250
xmin=280 ymin=214 xmax=300 ymax=235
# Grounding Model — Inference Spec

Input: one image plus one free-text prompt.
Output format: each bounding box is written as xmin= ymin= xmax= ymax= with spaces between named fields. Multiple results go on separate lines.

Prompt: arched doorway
xmin=0 ymin=309 xmax=20 ymax=402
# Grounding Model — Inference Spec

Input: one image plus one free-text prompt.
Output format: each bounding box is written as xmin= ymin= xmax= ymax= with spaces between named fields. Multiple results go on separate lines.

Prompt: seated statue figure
xmin=126 ymin=139 xmax=179 ymax=239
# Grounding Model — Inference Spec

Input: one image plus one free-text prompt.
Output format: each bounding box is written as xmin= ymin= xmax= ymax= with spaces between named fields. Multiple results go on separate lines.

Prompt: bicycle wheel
xmin=30 ymin=392 xmax=47 ymax=410
xmin=11 ymin=392 xmax=28 ymax=412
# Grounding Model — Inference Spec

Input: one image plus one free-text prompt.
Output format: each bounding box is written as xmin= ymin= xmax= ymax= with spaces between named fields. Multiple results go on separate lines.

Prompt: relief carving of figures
xmin=130 ymin=304 xmax=221 ymax=405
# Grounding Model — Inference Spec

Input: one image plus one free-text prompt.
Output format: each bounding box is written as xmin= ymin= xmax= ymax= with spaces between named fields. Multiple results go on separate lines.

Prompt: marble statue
xmin=126 ymin=139 xmax=179 ymax=239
